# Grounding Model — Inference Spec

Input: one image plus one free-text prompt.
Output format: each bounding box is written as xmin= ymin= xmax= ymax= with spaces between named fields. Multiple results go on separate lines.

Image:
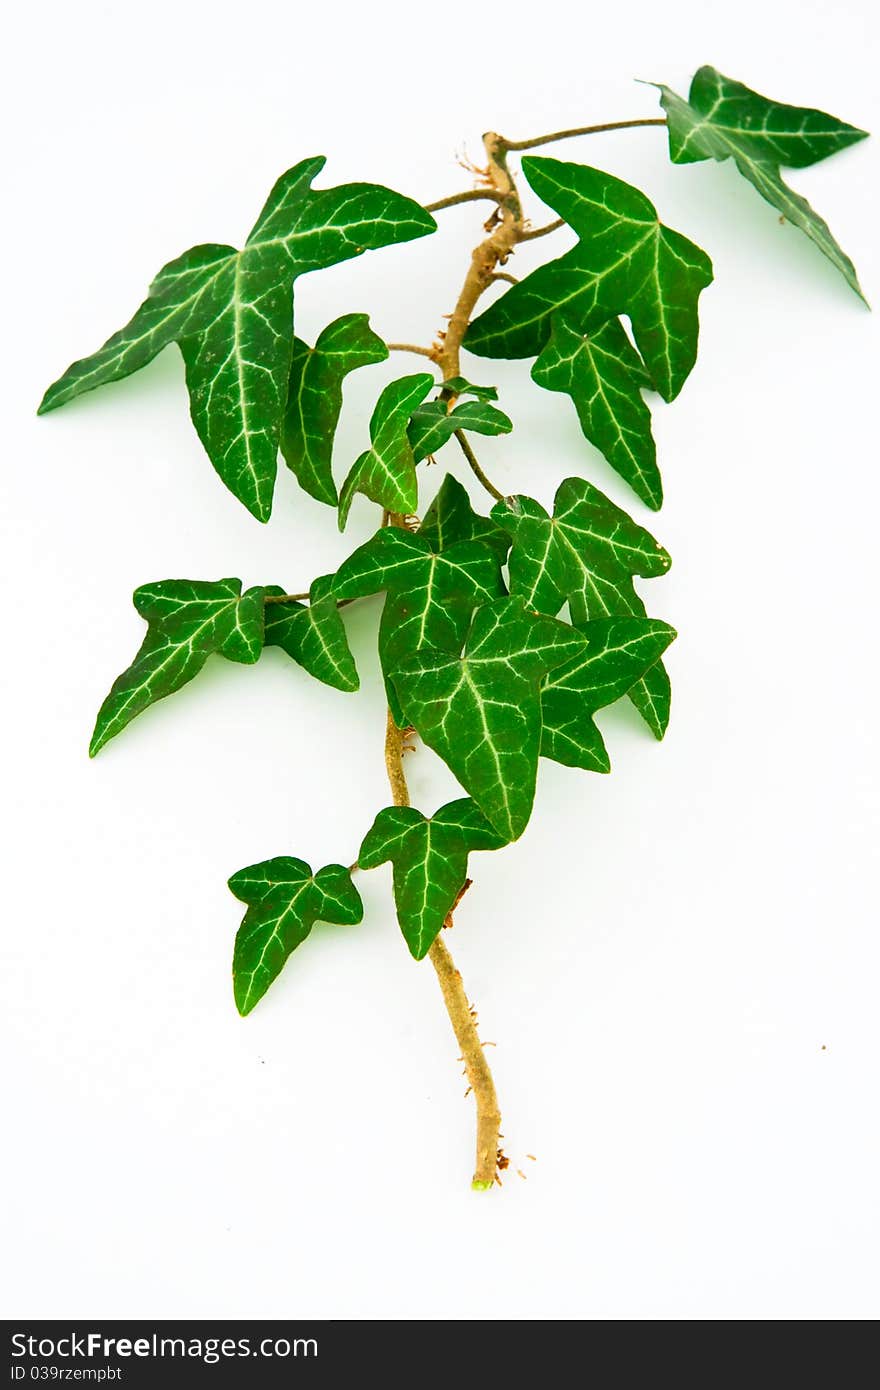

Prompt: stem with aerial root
xmin=379 ymin=116 xmax=658 ymax=1187
xmin=383 ymin=712 xmax=502 ymax=1190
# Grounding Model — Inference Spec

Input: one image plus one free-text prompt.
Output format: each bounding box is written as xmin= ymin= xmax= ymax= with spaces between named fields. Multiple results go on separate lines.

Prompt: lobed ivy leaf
xmin=39 ymin=159 xmax=435 ymax=520
xmin=263 ymin=576 xmax=359 ymax=692
xmin=408 ymin=398 xmax=512 ymax=463
xmin=281 ymin=313 xmax=388 ymax=506
xmin=332 ymin=526 xmax=504 ymax=723
xmin=492 ymin=480 xmax=673 ymax=737
xmin=90 ymin=578 xmax=265 ymax=756
xmin=653 ymin=67 xmax=869 ymax=299
xmin=391 ymin=596 xmax=587 ymax=841
xmin=541 ymin=617 xmax=677 ymax=771
xmin=229 ymin=858 xmax=362 ymax=1015
xmin=419 ymin=473 xmax=511 ymax=564
xmin=532 ymin=316 xmax=661 ymax=509
xmin=359 ymin=799 xmax=505 ymax=959
xmin=337 ymin=373 xmax=434 ymax=528
xmin=465 ymin=156 xmax=713 ymax=400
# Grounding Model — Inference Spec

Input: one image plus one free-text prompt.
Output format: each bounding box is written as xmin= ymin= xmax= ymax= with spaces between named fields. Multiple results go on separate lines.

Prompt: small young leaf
xmin=229 ymin=858 xmax=363 ymax=1015
xmin=359 ymin=799 xmax=505 ymax=958
xmin=338 ymin=374 xmax=434 ymax=527
xmin=492 ymin=481 xmax=672 ymax=736
xmin=39 ymin=159 xmax=435 ymax=520
xmin=263 ymin=576 xmax=359 ymax=692
xmin=408 ymin=398 xmax=512 ymax=463
xmin=465 ymin=157 xmax=713 ymax=401
xmin=653 ymin=67 xmax=869 ymax=299
xmin=391 ymin=597 xmax=587 ymax=840
xmin=419 ymin=473 xmax=511 ymax=563
xmin=90 ymin=578 xmax=265 ymax=756
xmin=440 ymin=376 xmax=500 ymax=401
xmin=532 ymin=316 xmax=661 ymax=509
xmin=332 ymin=526 xmax=504 ymax=723
xmin=541 ymin=617 xmax=677 ymax=771
xmin=281 ymin=314 xmax=388 ymax=506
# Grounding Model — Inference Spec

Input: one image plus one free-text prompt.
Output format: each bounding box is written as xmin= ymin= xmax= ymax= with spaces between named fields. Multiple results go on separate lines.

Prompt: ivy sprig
xmin=39 ymin=70 xmax=868 ymax=1190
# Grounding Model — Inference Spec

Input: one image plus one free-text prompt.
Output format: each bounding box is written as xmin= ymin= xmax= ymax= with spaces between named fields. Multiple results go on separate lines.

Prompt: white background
xmin=2 ymin=0 xmax=878 ymax=1321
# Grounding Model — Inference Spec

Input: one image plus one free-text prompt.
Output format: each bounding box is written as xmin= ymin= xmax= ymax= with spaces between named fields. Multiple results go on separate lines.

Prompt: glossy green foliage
xmin=654 ymin=67 xmax=868 ymax=298
xmin=359 ymin=800 xmax=504 ymax=958
xmin=541 ymin=617 xmax=677 ymax=771
xmin=281 ymin=314 xmax=388 ymax=505
xmin=408 ymin=397 xmax=512 ymax=462
xmin=419 ymin=473 xmax=511 ymax=564
xmin=332 ymin=524 xmax=504 ymax=723
xmin=338 ymin=373 xmax=434 ymax=527
xmin=263 ymin=577 xmax=359 ymax=692
xmin=90 ymin=579 xmax=266 ymax=756
xmin=492 ymin=480 xmax=673 ymax=736
xmin=533 ymin=317 xmax=660 ymax=508
xmin=230 ymin=858 xmax=362 ymax=1014
xmin=43 ymin=81 xmax=866 ymax=1017
xmin=391 ymin=597 xmax=587 ymax=841
xmin=466 ymin=157 xmax=713 ymax=401
xmin=39 ymin=160 xmax=435 ymax=519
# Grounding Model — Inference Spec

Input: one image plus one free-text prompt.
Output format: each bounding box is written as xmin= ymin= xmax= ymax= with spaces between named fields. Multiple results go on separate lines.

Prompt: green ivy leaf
xmin=653 ymin=67 xmax=869 ymax=300
xmin=541 ymin=617 xmax=677 ymax=771
xmin=39 ymin=159 xmax=435 ymax=520
xmin=419 ymin=473 xmax=511 ymax=564
xmin=492 ymin=480 xmax=672 ymax=737
xmin=408 ymin=398 xmax=512 ymax=463
xmin=338 ymin=373 xmax=434 ymax=528
xmin=532 ymin=316 xmax=661 ymax=509
xmin=263 ymin=576 xmax=358 ymax=692
xmin=332 ymin=526 xmax=504 ymax=723
xmin=281 ymin=314 xmax=388 ymax=506
xmin=359 ymin=799 xmax=505 ymax=959
xmin=90 ymin=578 xmax=265 ymax=756
xmin=229 ymin=858 xmax=362 ymax=1015
xmin=391 ymin=596 xmax=587 ymax=840
xmin=440 ymin=376 xmax=499 ymax=401
xmin=465 ymin=156 xmax=713 ymax=401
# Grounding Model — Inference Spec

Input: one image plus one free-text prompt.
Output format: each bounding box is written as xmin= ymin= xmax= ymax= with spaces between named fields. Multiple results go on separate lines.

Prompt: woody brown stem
xmin=383 ymin=709 xmax=501 ymax=1190
xmin=434 ymin=132 xmax=526 ymax=386
xmin=385 ymin=132 xmax=533 ymax=1189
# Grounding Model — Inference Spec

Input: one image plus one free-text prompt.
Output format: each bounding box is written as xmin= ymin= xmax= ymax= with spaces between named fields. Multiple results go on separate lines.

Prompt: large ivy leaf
xmin=263 ymin=576 xmax=358 ymax=692
xmin=281 ymin=313 xmax=388 ymax=506
xmin=492 ymin=480 xmax=673 ymax=737
xmin=359 ymin=799 xmax=505 ymax=959
xmin=332 ymin=526 xmax=504 ymax=722
xmin=337 ymin=374 xmax=434 ymax=528
xmin=391 ymin=596 xmax=587 ymax=840
xmin=419 ymin=473 xmax=511 ymax=564
xmin=541 ymin=617 xmax=677 ymax=771
xmin=465 ymin=156 xmax=713 ymax=401
xmin=229 ymin=857 xmax=362 ymax=1015
xmin=532 ymin=316 xmax=661 ymax=509
xmin=39 ymin=159 xmax=435 ymax=520
xmin=408 ymin=398 xmax=512 ymax=463
xmin=654 ymin=67 xmax=868 ymax=299
xmin=90 ymin=578 xmax=265 ymax=756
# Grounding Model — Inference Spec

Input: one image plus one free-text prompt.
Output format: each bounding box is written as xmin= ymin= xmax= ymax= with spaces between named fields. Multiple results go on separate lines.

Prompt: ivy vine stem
xmin=499 ymin=116 xmax=667 ymax=151
xmin=379 ymin=130 xmax=531 ymax=1188
xmin=383 ymin=711 xmax=501 ymax=1190
xmin=454 ymin=430 xmax=505 ymax=502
